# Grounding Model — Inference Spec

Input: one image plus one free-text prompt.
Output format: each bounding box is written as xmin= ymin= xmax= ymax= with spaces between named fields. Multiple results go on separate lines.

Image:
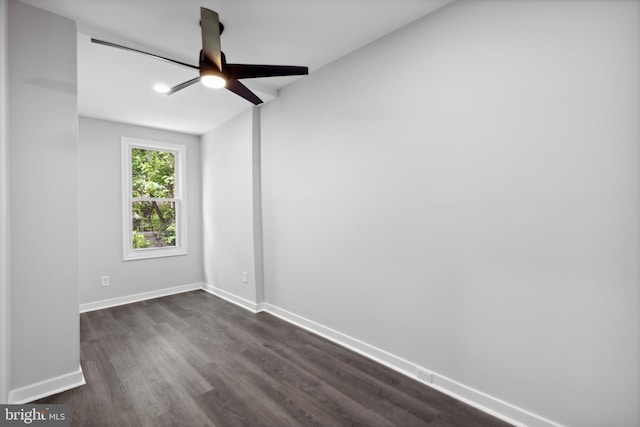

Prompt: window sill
xmin=123 ymin=247 xmax=188 ymax=261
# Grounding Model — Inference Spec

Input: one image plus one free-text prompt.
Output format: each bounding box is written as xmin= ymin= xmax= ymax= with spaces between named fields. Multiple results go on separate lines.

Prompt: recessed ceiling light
xmin=153 ymin=83 xmax=171 ymax=94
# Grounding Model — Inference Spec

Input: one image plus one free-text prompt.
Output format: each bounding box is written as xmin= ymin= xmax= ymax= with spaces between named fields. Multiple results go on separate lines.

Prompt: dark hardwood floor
xmin=37 ymin=290 xmax=512 ymax=426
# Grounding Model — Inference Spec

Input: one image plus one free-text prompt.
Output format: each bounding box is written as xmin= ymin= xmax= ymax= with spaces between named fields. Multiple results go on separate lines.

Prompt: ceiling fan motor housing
xmin=199 ymin=50 xmax=225 ymax=79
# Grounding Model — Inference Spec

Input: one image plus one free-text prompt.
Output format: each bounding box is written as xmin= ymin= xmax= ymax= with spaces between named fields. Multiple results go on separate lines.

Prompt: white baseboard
xmin=79 ymin=282 xmax=204 ymax=313
xmin=201 ymin=283 xmax=263 ymax=313
xmin=426 ymin=373 xmax=562 ymax=427
xmin=8 ymin=366 xmax=85 ymax=404
xmin=264 ymin=303 xmax=418 ymax=375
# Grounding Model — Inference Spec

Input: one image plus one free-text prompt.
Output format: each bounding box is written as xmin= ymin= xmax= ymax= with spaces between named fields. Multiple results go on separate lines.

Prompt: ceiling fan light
xmin=201 ymin=74 xmax=226 ymax=89
xmin=153 ymin=83 xmax=171 ymax=94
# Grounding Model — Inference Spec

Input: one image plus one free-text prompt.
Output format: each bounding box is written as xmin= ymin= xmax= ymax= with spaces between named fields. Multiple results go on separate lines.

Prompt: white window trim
xmin=121 ymin=137 xmax=188 ymax=261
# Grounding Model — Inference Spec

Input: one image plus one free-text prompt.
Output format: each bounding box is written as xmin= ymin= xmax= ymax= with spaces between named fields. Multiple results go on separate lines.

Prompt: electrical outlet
xmin=242 ymin=272 xmax=248 ymax=284
xmin=101 ymin=276 xmax=110 ymax=287
xmin=416 ymin=367 xmax=433 ymax=384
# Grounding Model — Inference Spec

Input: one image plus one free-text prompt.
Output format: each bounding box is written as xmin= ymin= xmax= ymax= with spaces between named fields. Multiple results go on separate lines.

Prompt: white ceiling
xmin=19 ymin=0 xmax=454 ymax=135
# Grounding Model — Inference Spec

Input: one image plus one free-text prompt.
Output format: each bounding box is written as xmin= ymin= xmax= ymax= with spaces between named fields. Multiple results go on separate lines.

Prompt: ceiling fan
xmin=91 ymin=7 xmax=309 ymax=105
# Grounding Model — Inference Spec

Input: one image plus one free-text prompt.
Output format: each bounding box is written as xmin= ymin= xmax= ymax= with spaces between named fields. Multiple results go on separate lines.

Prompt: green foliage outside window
xmin=131 ymin=148 xmax=177 ymax=249
xmin=132 ymin=231 xmax=150 ymax=249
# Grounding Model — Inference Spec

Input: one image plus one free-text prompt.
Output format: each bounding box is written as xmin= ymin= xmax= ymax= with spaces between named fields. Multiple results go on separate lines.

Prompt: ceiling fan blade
xmin=200 ymin=8 xmax=222 ymax=71
xmin=225 ymin=79 xmax=263 ymax=105
xmin=91 ymin=38 xmax=199 ymax=71
xmin=164 ymin=77 xmax=201 ymax=95
xmin=225 ymin=64 xmax=309 ymax=79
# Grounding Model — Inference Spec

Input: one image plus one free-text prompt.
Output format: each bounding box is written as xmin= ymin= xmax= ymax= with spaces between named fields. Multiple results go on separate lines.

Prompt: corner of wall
xmin=252 ymin=106 xmax=265 ymax=304
xmin=0 ymin=0 xmax=10 ymax=405
xmin=201 ymin=107 xmax=262 ymax=305
xmin=7 ymin=0 xmax=80 ymax=400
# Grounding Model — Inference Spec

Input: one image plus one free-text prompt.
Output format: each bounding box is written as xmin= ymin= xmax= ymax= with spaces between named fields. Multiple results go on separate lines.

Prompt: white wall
xmin=260 ymin=1 xmax=639 ymax=426
xmin=0 ymin=0 xmax=9 ymax=405
xmin=78 ymin=117 xmax=203 ymax=305
xmin=201 ymin=108 xmax=263 ymax=305
xmin=8 ymin=0 xmax=80 ymax=393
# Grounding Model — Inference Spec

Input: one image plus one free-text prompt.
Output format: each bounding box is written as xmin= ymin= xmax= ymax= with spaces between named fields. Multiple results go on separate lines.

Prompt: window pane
xmin=132 ymin=201 xmax=176 ymax=249
xmin=131 ymin=148 xmax=175 ymax=198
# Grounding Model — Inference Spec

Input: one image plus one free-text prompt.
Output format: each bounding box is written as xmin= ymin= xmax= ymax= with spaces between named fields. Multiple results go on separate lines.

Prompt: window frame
xmin=121 ymin=137 xmax=188 ymax=261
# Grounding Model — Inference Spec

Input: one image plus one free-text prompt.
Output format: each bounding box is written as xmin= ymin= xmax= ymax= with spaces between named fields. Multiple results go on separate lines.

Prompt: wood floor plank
xmin=79 ymin=312 xmax=97 ymax=342
xmin=238 ymin=341 xmax=399 ymax=426
xmin=201 ymin=309 xmax=439 ymax=425
xmin=184 ymin=305 xmax=400 ymax=425
xmin=36 ymin=290 xmax=512 ymax=427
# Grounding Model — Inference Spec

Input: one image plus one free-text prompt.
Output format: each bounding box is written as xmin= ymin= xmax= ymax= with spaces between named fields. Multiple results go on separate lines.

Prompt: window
xmin=122 ymin=137 xmax=187 ymax=260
